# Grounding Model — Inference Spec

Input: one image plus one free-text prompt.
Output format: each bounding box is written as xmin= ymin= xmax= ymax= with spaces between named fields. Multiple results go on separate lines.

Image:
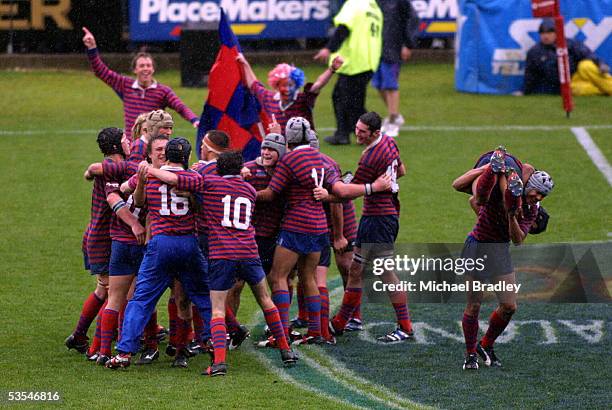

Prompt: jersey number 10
xmin=221 ymin=195 xmax=252 ymax=230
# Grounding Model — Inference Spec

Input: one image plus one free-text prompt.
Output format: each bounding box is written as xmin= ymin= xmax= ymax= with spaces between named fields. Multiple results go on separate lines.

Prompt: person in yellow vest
xmin=315 ymin=0 xmax=383 ymax=145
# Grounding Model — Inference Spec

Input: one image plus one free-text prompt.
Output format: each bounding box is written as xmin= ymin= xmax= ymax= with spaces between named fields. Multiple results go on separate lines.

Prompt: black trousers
xmin=332 ymin=70 xmax=373 ymax=141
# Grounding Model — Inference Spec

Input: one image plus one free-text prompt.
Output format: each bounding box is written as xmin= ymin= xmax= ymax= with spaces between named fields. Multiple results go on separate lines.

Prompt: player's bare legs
xmin=462 ymin=275 xmax=484 ymax=369
xmin=296 ymin=252 xmax=323 ymax=341
xmin=268 ymin=246 xmax=300 ymax=337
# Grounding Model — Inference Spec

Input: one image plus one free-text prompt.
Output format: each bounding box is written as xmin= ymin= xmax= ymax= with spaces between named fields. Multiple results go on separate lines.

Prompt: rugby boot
xmin=65 ymin=334 xmax=89 ymax=354
xmin=477 ymin=342 xmax=502 ymax=367
xmin=280 ymin=349 xmax=298 ymax=367
xmin=462 ymin=353 xmax=479 ymax=370
xmin=489 ymin=145 xmax=507 ymax=173
xmin=135 ymin=348 xmax=159 ymax=365
xmin=377 ymin=327 xmax=414 ymax=343
xmin=228 ymin=324 xmax=250 ymax=350
xmin=96 ymin=354 xmax=110 ymax=366
xmin=171 ymin=349 xmax=189 ymax=368
xmin=290 ymin=317 xmax=309 ymax=329
xmin=203 ymin=362 xmax=227 ymax=377
xmin=344 ymin=318 xmax=364 ymax=332
xmin=106 ymin=353 xmax=131 ymax=369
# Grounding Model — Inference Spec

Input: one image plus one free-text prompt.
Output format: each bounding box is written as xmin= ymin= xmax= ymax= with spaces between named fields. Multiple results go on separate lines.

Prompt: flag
xmin=196 ymin=9 xmax=269 ymax=160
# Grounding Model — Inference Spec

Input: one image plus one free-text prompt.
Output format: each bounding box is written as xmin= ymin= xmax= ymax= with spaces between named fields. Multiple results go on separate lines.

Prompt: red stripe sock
xmin=168 ymin=297 xmax=178 ymax=346
xmin=318 ymin=287 xmax=330 ymax=340
xmin=99 ymin=308 xmax=118 ymax=356
xmin=263 ymin=307 xmax=290 ymax=350
xmin=297 ymin=284 xmax=308 ymax=321
xmin=87 ymin=301 xmax=107 ymax=356
xmin=332 ymin=288 xmax=362 ymax=331
xmin=305 ymin=294 xmax=321 ymax=337
xmin=144 ymin=311 xmax=159 ymax=350
xmin=481 ymin=310 xmax=511 ymax=348
xmin=392 ymin=301 xmax=413 ymax=333
xmin=73 ymin=292 xmax=105 ymax=339
xmin=211 ymin=318 xmax=227 ymax=364
xmin=476 ymin=165 xmax=498 ymax=202
xmin=225 ymin=305 xmax=240 ymax=333
xmin=462 ymin=313 xmax=479 ymax=354
xmin=192 ymin=305 xmax=205 ymax=343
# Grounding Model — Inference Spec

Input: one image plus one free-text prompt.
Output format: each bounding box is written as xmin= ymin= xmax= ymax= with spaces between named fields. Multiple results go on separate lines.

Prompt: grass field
xmin=0 ymin=62 xmax=611 ymax=409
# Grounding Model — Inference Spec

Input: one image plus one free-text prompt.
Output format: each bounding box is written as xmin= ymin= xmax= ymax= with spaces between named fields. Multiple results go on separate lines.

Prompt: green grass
xmin=0 ymin=63 xmax=611 ymax=409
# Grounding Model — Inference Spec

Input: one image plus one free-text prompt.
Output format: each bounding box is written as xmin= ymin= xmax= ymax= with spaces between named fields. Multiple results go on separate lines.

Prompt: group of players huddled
xmin=70 ymin=24 xmax=556 ymax=376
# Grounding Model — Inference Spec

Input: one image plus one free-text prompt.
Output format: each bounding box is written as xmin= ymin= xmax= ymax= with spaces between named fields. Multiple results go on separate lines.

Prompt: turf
xmin=0 ymin=62 xmax=610 ymax=409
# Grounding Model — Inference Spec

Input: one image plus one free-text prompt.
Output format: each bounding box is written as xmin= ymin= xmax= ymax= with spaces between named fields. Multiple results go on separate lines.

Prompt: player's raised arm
xmin=82 ymin=27 xmax=96 ymax=49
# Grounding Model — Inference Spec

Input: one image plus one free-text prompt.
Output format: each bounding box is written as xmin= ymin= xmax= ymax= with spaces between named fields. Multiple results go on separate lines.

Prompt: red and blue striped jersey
xmin=191 ymin=160 xmax=218 ymax=234
xmin=83 ymin=158 xmax=114 ymax=264
xmin=200 ymin=175 xmax=259 ymax=260
xmin=244 ymin=159 xmax=284 ymax=238
xmin=87 ymin=48 xmax=198 ymax=140
xmin=269 ymin=146 xmax=338 ymax=235
xmin=103 ymin=161 xmax=146 ymax=244
xmin=320 ymin=154 xmax=358 ymax=242
xmin=251 ymin=81 xmax=318 ymax=134
xmin=148 ymin=166 xmax=200 ymax=237
xmin=353 ymin=135 xmax=402 ymax=216
xmin=128 ymin=137 xmax=147 ymax=165
xmin=470 ymin=189 xmax=538 ymax=242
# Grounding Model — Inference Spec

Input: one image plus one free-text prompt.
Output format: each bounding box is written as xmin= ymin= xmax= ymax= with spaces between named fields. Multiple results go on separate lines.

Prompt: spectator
xmin=374 ymin=0 xmax=419 ymax=137
xmin=524 ymin=19 xmax=612 ymax=96
xmin=314 ymin=0 xmax=383 ymax=145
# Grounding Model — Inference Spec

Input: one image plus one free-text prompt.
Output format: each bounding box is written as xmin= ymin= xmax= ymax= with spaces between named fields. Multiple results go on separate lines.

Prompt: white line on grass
xmin=3 ymin=124 xmax=612 ymax=136
xmin=571 ymin=127 xmax=612 ymax=187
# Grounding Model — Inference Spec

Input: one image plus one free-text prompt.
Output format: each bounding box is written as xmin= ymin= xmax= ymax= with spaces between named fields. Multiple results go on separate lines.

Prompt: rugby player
xmin=456 ymin=147 xmax=554 ymax=370
xmin=106 ymin=138 xmax=212 ymax=370
xmin=314 ymin=112 xmax=413 ymax=342
xmin=148 ymin=150 xmax=298 ymax=376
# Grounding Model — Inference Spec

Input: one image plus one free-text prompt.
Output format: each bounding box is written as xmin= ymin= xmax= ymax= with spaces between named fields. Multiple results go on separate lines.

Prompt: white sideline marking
xmin=571 ymin=127 xmax=612 ymax=187
xmin=3 ymin=124 xmax=612 ymax=136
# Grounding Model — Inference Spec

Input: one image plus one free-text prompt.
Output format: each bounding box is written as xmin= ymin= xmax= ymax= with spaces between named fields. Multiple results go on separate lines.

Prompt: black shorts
xmin=460 ymin=235 xmax=513 ymax=279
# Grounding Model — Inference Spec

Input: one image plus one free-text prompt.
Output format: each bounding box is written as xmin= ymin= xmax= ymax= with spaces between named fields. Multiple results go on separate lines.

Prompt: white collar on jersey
xmin=197 ymin=159 xmax=217 ymax=165
xmin=139 ymin=136 xmax=147 ymax=143
xmin=132 ymin=80 xmax=158 ymax=90
xmin=273 ymin=91 xmax=298 ymax=111
xmin=363 ymin=134 xmax=383 ymax=153
xmin=222 ymin=175 xmax=241 ymax=178
xmin=161 ymin=165 xmax=184 ymax=171
xmin=293 ymin=144 xmax=311 ymax=151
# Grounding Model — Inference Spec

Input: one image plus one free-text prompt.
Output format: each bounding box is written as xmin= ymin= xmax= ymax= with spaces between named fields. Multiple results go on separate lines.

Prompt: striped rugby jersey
xmin=191 ymin=160 xmax=218 ymax=235
xmin=179 ymin=174 xmax=259 ymax=260
xmin=353 ymin=135 xmax=402 ymax=216
xmin=87 ymin=48 xmax=198 ymax=140
xmin=470 ymin=188 xmax=538 ymax=242
xmin=320 ymin=153 xmax=357 ymax=241
xmin=269 ymin=146 xmax=339 ymax=235
xmin=83 ymin=158 xmax=115 ymax=264
xmin=128 ymin=137 xmax=147 ymax=165
xmin=244 ymin=159 xmax=284 ymax=238
xmin=148 ymin=166 xmax=200 ymax=237
xmin=103 ymin=161 xmax=146 ymax=244
xmin=251 ymin=81 xmax=318 ymax=134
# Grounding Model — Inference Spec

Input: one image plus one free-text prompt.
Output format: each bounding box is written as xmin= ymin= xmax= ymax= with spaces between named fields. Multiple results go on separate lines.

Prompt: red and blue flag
xmin=196 ymin=9 xmax=269 ymax=161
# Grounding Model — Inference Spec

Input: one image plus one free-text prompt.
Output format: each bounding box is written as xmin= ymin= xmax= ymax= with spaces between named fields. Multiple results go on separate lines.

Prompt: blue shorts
xmin=209 ymin=259 xmax=266 ymax=291
xmin=276 ymin=230 xmax=329 ymax=255
xmin=109 ymin=241 xmax=145 ymax=276
xmin=198 ymin=232 xmax=209 ymax=259
xmin=460 ymin=235 xmax=513 ymax=279
xmin=355 ymin=215 xmax=399 ymax=259
xmin=256 ymin=235 xmax=277 ymax=275
xmin=318 ymin=243 xmax=331 ymax=268
xmin=83 ymin=251 xmax=109 ymax=276
xmin=371 ymin=62 xmax=401 ymax=91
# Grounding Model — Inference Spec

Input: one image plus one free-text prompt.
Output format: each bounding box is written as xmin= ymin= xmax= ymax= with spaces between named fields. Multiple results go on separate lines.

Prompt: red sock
xmin=297 ymin=283 xmax=308 ymax=321
xmin=462 ymin=313 xmax=479 ymax=354
xmin=73 ymin=292 xmax=105 ymax=339
xmin=263 ymin=307 xmax=290 ymax=350
xmin=87 ymin=301 xmax=107 ymax=355
xmin=351 ymin=304 xmax=362 ymax=321
xmin=175 ymin=318 xmax=191 ymax=351
xmin=318 ymin=287 xmax=330 ymax=340
xmin=99 ymin=308 xmax=118 ymax=356
xmin=481 ymin=310 xmax=511 ymax=348
xmin=476 ymin=165 xmax=498 ymax=203
xmin=168 ymin=297 xmax=178 ymax=346
xmin=225 ymin=305 xmax=240 ymax=333
xmin=192 ymin=305 xmax=205 ymax=343
xmin=392 ymin=300 xmax=412 ymax=333
xmin=332 ymin=288 xmax=362 ymax=331
xmin=143 ymin=310 xmax=159 ymax=350
xmin=211 ymin=318 xmax=227 ymax=364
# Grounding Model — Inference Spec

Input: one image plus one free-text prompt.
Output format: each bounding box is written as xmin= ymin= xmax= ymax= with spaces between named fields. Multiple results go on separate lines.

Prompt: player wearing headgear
xmin=258 ymin=116 xmax=389 ymax=344
xmin=128 ymin=110 xmax=174 ymax=165
xmin=236 ymin=54 xmax=344 ymax=133
xmin=453 ymin=147 xmax=555 ymax=370
xmin=314 ymin=112 xmax=412 ymax=342
xmin=146 ymin=150 xmax=298 ymax=376
xmin=82 ymin=28 xmax=198 ymax=140
xmin=65 ymin=128 xmax=129 ymax=355
xmin=106 ymin=138 xmax=212 ymax=370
